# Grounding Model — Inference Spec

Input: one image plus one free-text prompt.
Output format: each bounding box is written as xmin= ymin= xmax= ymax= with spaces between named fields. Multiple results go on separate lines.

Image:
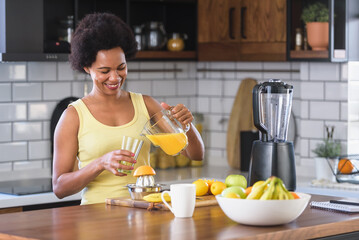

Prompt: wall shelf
xmin=135 ymin=51 xmax=196 ymax=60
xmin=290 ymin=50 xmax=329 ymax=59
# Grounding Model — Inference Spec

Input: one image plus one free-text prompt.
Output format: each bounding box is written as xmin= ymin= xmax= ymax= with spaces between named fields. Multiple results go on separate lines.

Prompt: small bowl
xmin=216 ymin=193 xmax=311 ymax=226
xmin=126 ymin=184 xmax=168 ymax=200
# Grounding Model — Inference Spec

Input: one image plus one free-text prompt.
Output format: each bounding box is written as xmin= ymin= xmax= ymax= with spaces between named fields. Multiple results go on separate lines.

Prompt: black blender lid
xmin=261 ymin=79 xmax=293 ymax=93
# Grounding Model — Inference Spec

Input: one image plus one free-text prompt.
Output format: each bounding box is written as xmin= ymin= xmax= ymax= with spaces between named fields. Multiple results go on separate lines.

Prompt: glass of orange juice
xmin=142 ymin=109 xmax=190 ymax=156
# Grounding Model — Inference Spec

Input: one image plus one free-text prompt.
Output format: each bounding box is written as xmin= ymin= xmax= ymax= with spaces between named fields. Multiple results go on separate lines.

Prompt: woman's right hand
xmin=99 ymin=150 xmax=136 ymax=176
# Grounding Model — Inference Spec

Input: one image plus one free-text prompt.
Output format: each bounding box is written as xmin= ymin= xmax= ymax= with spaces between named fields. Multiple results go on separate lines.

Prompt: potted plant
xmin=312 ymin=126 xmax=341 ymax=182
xmin=301 ymin=2 xmax=329 ymax=51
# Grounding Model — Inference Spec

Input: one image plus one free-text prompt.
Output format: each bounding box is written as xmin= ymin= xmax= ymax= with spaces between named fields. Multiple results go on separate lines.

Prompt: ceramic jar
xmin=167 ymin=33 xmax=185 ymax=52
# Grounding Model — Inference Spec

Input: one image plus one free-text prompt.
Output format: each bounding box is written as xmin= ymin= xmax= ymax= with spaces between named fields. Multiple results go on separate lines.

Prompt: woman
xmin=52 ymin=12 xmax=204 ymax=205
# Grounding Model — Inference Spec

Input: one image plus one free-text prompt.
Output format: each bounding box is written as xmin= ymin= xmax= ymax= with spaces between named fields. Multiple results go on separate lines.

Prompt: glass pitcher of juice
xmin=142 ymin=109 xmax=190 ymax=156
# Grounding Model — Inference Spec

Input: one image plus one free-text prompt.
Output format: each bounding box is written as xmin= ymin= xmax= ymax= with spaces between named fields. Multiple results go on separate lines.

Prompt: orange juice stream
xmin=146 ymin=132 xmax=188 ymax=155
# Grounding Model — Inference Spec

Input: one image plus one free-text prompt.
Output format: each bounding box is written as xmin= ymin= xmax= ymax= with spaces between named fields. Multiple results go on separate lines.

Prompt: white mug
xmin=161 ymin=184 xmax=196 ymax=218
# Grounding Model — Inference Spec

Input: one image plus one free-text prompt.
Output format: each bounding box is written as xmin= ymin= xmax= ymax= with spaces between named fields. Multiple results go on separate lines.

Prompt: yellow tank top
xmin=69 ymin=92 xmax=151 ymax=205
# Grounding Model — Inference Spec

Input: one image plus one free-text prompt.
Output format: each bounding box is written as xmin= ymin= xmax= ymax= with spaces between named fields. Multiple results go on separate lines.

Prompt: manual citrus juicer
xmin=248 ymin=79 xmax=296 ymax=191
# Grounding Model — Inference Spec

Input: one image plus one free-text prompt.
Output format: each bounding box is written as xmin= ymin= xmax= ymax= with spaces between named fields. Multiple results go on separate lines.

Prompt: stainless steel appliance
xmin=248 ymin=79 xmax=296 ymax=191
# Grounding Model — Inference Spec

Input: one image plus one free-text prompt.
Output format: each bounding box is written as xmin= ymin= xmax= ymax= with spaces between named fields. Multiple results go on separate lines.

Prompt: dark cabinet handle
xmin=241 ymin=7 xmax=247 ymax=39
xmin=229 ymin=7 xmax=235 ymax=39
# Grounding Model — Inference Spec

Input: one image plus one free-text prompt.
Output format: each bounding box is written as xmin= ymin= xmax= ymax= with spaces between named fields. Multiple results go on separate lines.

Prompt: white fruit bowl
xmin=215 ymin=193 xmax=311 ymax=226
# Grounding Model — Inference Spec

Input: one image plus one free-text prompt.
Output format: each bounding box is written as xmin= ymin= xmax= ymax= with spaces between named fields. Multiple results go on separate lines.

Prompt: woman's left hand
xmin=161 ymin=102 xmax=193 ymax=126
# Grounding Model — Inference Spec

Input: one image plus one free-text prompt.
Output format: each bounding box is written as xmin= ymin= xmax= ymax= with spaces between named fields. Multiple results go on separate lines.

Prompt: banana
xmin=277 ymin=179 xmax=294 ymax=200
xmin=259 ymin=177 xmax=277 ymax=200
xmin=272 ymin=183 xmax=281 ymax=200
xmin=247 ymin=177 xmax=271 ymax=200
xmin=143 ymin=193 xmax=171 ymax=203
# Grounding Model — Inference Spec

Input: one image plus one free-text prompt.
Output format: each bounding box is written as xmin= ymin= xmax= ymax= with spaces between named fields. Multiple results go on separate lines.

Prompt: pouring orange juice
xmin=142 ymin=110 xmax=189 ymax=156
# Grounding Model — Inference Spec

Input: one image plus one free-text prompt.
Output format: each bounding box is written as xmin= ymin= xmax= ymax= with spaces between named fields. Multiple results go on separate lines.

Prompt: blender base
xmin=248 ymin=141 xmax=296 ymax=191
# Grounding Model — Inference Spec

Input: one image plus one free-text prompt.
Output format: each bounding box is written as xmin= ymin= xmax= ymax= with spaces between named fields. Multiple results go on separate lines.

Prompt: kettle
xmin=142 ymin=22 xmax=167 ymax=50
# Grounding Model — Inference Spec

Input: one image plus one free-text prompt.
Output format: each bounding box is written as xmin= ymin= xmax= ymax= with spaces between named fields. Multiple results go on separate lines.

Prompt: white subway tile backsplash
xmin=0 ymin=62 xmax=26 ymax=82
xmin=152 ymin=80 xmax=176 ymax=96
xmin=348 ymin=81 xmax=359 ymax=101
xmin=341 ymin=102 xmax=348 ymax=121
xmin=237 ymin=62 xmax=262 ymax=70
xmin=223 ymin=98 xmax=235 ymax=114
xmin=0 ymin=103 xmax=26 ymax=122
xmin=301 ymin=120 xmax=324 ymax=138
xmin=126 ymin=80 xmax=152 ymax=96
xmin=237 ymin=72 xmax=262 ymax=81
xmin=301 ymin=82 xmax=324 ymax=100
xmin=223 ymin=80 xmax=241 ymax=97
xmin=13 ymin=122 xmax=42 ymax=141
xmin=263 ymin=62 xmax=291 ymax=70
xmin=175 ymin=62 xmax=190 ymax=79
xmin=198 ymin=80 xmax=222 ymax=96
xmin=325 ymin=82 xmax=347 ymax=101
xmin=0 ymin=83 xmax=11 ymax=101
xmin=209 ymin=131 xmax=226 ymax=149
xmin=263 ymin=72 xmax=291 ymax=81
xmin=127 ymin=62 xmax=140 ymax=80
xmin=0 ymin=142 xmax=27 ymax=161
xmin=348 ymin=122 xmax=359 ymax=140
xmin=43 ymin=121 xmax=51 ymax=139
xmin=71 ymin=81 xmax=88 ymax=97
xmin=29 ymin=141 xmax=51 ymax=159
xmin=310 ymin=101 xmax=340 ymax=120
xmin=325 ymin=121 xmax=347 ymax=141
xmin=43 ymin=82 xmax=72 ymax=100
xmin=204 ymin=114 xmax=225 ymax=131
xmin=13 ymin=160 xmax=43 ymax=170
xmin=29 ymin=102 xmax=57 ymax=120
xmin=309 ymin=62 xmax=340 ymax=81
xmin=208 ymin=62 xmax=236 ymax=79
xmin=177 ymin=80 xmax=196 ymax=96
xmin=300 ymin=139 xmax=309 ymax=157
xmin=341 ymin=63 xmax=348 ymax=81
xmin=13 ymin=83 xmax=42 ymax=101
xmin=348 ymin=61 xmax=359 ymax=81
xmin=348 ymin=140 xmax=359 ymax=154
xmin=0 ymin=123 xmax=11 ymax=142
xmin=348 ymin=101 xmax=359 ymax=121
xmin=164 ymin=62 xmax=176 ymax=79
xmin=58 ymin=62 xmax=86 ymax=81
xmin=197 ymin=97 xmax=210 ymax=113
xmin=300 ymin=101 xmax=309 ymax=119
xmin=28 ymin=62 xmax=57 ymax=81
xmin=300 ymin=62 xmax=309 ymax=80
xmin=210 ymin=97 xmax=225 ymax=114
xmin=139 ymin=62 xmax=165 ymax=79
xmin=0 ymin=162 xmax=12 ymax=172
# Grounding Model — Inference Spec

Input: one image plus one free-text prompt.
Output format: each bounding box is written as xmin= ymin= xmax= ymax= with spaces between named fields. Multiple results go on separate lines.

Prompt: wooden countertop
xmin=0 ymin=195 xmax=359 ymax=240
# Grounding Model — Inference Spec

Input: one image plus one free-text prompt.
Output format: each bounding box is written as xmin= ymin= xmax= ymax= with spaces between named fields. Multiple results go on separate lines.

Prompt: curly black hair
xmin=69 ymin=12 xmax=138 ymax=73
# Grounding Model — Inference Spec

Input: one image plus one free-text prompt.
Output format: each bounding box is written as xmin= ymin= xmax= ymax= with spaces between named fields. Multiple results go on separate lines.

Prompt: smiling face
xmin=84 ymin=47 xmax=127 ymax=96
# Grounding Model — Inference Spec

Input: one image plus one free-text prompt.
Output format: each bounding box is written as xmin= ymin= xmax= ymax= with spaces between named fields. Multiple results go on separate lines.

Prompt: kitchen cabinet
xmin=197 ymin=0 xmax=287 ymax=61
xmin=0 ymin=0 xmax=197 ymax=61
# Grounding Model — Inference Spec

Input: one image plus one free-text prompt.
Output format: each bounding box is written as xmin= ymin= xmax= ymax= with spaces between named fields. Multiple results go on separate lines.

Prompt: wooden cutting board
xmin=227 ymin=78 xmax=258 ymax=170
xmin=106 ymin=194 xmax=217 ymax=211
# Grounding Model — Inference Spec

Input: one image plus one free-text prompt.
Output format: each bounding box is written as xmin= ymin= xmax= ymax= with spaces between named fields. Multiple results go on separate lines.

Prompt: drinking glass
xmin=118 ymin=136 xmax=144 ymax=174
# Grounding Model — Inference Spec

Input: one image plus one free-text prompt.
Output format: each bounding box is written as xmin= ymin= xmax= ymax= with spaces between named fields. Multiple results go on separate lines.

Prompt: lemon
xmin=224 ymin=192 xmax=240 ymax=198
xmin=192 ymin=179 xmax=209 ymax=196
xmin=210 ymin=181 xmax=227 ymax=195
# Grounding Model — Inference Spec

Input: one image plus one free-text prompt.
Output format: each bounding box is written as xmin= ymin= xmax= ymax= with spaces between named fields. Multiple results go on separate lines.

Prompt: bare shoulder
xmin=55 ymin=105 xmax=79 ymax=134
xmin=142 ymin=95 xmax=162 ymax=116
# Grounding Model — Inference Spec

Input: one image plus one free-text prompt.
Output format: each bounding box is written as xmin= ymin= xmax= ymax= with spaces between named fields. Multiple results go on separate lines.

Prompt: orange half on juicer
xmin=133 ymin=165 xmax=156 ymax=187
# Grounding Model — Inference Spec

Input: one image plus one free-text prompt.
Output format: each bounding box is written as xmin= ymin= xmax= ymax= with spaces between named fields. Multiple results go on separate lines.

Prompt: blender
xmin=248 ymin=79 xmax=296 ymax=191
